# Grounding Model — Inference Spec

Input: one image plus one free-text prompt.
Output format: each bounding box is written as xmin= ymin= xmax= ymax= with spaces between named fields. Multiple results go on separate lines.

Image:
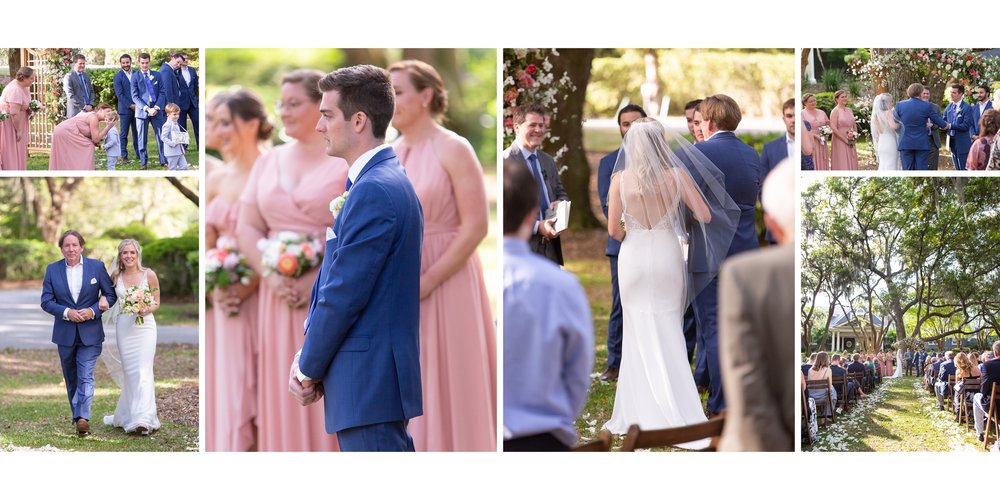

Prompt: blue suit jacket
xmin=158 ymin=63 xmax=181 ymax=108
xmin=759 ymin=135 xmax=788 ymax=243
xmin=980 ymin=358 xmax=1000 ymax=409
xmin=938 ymin=359 xmax=957 ymax=383
xmin=177 ymin=66 xmax=198 ymax=110
xmin=41 ymin=257 xmax=117 ymax=347
xmin=944 ymin=101 xmax=974 ymax=155
xmin=691 ymin=131 xmax=760 ymax=272
xmin=597 ymin=148 xmax=620 ymax=257
xmin=299 ymin=146 xmax=424 ymax=433
xmin=113 ymin=70 xmax=135 ymax=114
xmin=971 ymin=101 xmax=993 ymax=136
xmin=130 ymin=70 xmax=164 ymax=119
xmin=896 ymin=98 xmax=948 ymax=151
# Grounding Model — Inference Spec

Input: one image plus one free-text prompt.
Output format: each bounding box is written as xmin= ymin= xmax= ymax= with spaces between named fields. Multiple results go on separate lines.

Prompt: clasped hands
xmin=66 ymin=308 xmax=95 ymax=323
xmin=269 ymin=273 xmax=310 ymax=309
xmin=288 ymin=352 xmax=323 ymax=406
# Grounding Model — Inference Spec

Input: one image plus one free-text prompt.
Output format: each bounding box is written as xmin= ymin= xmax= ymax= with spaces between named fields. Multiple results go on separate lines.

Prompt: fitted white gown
xmin=602 ymin=174 xmax=709 ymax=448
xmin=103 ymin=271 xmax=160 ymax=433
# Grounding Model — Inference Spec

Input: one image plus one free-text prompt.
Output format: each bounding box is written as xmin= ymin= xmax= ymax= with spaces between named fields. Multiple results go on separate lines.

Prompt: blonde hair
xmin=165 ymin=102 xmax=181 ymax=115
xmin=834 ymin=90 xmax=848 ymax=102
xmin=622 ymin=117 xmax=670 ymax=192
xmin=387 ymin=59 xmax=448 ymax=118
xmin=110 ymin=239 xmax=145 ymax=283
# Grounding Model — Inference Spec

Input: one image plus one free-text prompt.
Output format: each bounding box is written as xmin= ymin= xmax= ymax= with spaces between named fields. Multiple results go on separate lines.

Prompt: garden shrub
xmin=142 ymin=236 xmax=197 ymax=298
xmin=0 ymin=240 xmax=61 ymax=281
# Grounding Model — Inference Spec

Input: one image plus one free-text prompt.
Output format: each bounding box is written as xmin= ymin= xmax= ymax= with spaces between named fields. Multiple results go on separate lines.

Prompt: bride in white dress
xmin=871 ymin=93 xmax=901 ymax=171
xmin=101 ymin=239 xmax=162 ymax=435
xmin=601 ymin=118 xmax=738 ymax=448
xmin=888 ymin=348 xmax=904 ymax=378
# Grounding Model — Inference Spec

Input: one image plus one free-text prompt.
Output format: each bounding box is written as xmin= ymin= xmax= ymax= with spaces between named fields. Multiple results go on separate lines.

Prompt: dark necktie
xmin=527 ymin=153 xmax=549 ymax=219
xmin=144 ymin=73 xmax=155 ymax=106
xmin=345 ymin=177 xmax=353 ymax=191
xmin=79 ymin=73 xmax=90 ymax=105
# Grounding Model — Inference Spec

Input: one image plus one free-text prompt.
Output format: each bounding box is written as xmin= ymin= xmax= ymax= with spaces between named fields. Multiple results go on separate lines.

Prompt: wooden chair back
xmin=572 ymin=429 xmax=612 ymax=452
xmin=620 ymin=413 xmax=726 ymax=452
xmin=805 ymin=380 xmax=835 ymax=423
xmin=958 ymin=377 xmax=980 ymax=429
xmin=985 ymin=384 xmax=999 ymax=451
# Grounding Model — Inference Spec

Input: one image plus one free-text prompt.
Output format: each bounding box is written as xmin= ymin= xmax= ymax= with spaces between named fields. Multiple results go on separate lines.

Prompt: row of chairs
xmin=573 ymin=413 xmax=726 ymax=452
xmin=805 ymin=369 xmax=878 ymax=426
xmin=933 ymin=375 xmax=1000 ymax=451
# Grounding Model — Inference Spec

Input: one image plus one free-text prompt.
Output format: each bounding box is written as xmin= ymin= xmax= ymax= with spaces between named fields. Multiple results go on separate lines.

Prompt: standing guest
xmin=758 ymin=99 xmax=794 ymax=245
xmin=905 ymin=348 xmax=914 ymax=377
xmin=205 ymin=90 xmax=267 ymax=452
xmin=919 ymin=87 xmax=943 ymax=170
xmin=112 ymin=54 xmax=138 ymax=164
xmin=130 ymin=52 xmax=166 ymax=169
xmin=944 ymin=84 xmax=974 ymax=170
xmin=972 ymin=341 xmax=1000 ymax=442
xmin=236 ymin=71 xmax=347 ymax=452
xmin=970 ymin=84 xmax=993 ymax=137
xmin=0 ymin=67 xmax=34 ymax=170
xmin=684 ymin=99 xmax=704 ymax=142
xmin=801 ymin=93 xmax=830 ymax=169
xmin=596 ymin=103 xmax=646 ymax=382
xmin=503 ymin=159 xmax=593 ymax=452
xmin=159 ymin=103 xmax=188 ymax=170
xmin=967 ymin=109 xmax=998 ymax=170
xmin=387 ymin=60 xmax=496 ymax=451
xmin=829 ymin=90 xmax=859 ymax=170
xmin=176 ymin=52 xmax=199 ymax=148
xmin=64 ymin=54 xmax=93 ymax=118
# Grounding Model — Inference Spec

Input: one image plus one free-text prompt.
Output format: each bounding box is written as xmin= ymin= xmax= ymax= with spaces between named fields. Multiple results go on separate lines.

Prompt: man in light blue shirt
xmin=503 ymin=159 xmax=594 ymax=451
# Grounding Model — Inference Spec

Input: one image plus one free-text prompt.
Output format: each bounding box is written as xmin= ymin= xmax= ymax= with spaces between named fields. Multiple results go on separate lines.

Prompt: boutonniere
xmin=90 ymin=277 xmax=97 ymax=285
xmin=330 ymin=191 xmax=349 ymax=221
xmin=147 ymin=73 xmax=155 ymax=82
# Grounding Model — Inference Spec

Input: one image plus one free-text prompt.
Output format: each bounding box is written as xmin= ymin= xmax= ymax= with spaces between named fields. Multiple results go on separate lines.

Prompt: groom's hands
xmin=288 ymin=355 xmax=323 ymax=406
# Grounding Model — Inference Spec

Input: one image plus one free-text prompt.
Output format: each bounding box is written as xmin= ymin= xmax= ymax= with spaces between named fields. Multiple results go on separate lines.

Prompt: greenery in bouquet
xmin=257 ymin=231 xmax=323 ymax=279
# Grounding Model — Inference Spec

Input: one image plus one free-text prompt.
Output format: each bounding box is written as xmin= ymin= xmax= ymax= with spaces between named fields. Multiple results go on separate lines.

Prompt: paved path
xmin=0 ymin=288 xmax=197 ymax=349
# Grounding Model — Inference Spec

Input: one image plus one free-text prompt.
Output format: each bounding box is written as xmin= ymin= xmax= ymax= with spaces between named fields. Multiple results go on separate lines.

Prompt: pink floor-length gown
xmin=240 ymin=145 xmax=347 ymax=452
xmin=395 ymin=133 xmax=497 ymax=451
xmin=0 ymin=83 xmax=30 ymax=170
xmin=830 ymin=107 xmax=859 ymax=170
xmin=206 ymin=197 xmax=259 ymax=452
xmin=802 ymin=109 xmax=830 ymax=170
xmin=49 ymin=112 xmax=96 ymax=170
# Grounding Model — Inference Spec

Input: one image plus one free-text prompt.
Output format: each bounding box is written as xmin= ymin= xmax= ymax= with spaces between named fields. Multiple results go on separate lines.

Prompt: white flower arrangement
xmin=329 ymin=191 xmax=349 ymax=221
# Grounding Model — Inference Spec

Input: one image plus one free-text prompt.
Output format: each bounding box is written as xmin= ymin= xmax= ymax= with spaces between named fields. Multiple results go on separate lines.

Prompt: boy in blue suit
xmin=290 ymin=65 xmax=424 ymax=452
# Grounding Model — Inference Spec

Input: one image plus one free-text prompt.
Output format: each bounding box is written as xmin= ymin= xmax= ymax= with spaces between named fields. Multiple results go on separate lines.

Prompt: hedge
xmin=142 ymin=236 xmax=198 ymax=298
xmin=102 ymin=223 xmax=158 ymax=246
xmin=0 ymin=240 xmax=62 ymax=281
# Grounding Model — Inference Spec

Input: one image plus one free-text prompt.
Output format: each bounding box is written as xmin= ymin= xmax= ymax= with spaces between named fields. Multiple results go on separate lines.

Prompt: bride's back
xmin=619 ymin=169 xmax=681 ymax=230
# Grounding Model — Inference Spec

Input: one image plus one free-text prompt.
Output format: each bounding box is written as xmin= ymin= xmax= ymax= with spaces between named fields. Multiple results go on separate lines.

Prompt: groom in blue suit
xmin=130 ymin=52 xmax=167 ymax=168
xmin=691 ymin=94 xmax=760 ymax=415
xmin=896 ymin=83 xmax=950 ymax=170
xmin=40 ymin=230 xmax=116 ymax=436
xmin=290 ymin=65 xmax=424 ymax=452
xmin=944 ymin=84 xmax=974 ymax=170
xmin=113 ymin=54 xmax=138 ymax=164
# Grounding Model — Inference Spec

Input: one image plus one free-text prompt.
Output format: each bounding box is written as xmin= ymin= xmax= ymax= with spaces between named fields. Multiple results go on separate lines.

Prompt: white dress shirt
xmin=181 ymin=67 xmax=192 ymax=86
xmin=786 ymin=133 xmax=795 ymax=161
xmin=347 ymin=143 xmax=393 ymax=185
xmin=63 ymin=260 xmax=84 ymax=320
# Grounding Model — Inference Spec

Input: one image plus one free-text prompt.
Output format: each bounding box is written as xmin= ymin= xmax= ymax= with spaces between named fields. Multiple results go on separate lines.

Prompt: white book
xmin=552 ymin=200 xmax=571 ymax=233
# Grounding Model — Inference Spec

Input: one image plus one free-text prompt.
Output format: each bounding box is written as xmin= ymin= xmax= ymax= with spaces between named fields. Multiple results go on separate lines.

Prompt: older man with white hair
xmin=717 ymin=159 xmax=795 ymax=451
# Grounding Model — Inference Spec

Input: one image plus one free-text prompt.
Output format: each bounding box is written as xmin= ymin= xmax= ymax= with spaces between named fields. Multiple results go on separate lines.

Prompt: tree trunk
xmin=34 ymin=178 xmax=85 ymax=244
xmin=342 ymin=49 xmax=388 ymax=69
xmin=166 ymin=177 xmax=199 ymax=205
xmin=548 ymin=49 xmax=599 ymax=229
xmin=19 ymin=177 xmax=35 ymax=239
xmin=7 ymin=48 xmax=23 ymax=78
xmin=800 ymin=49 xmax=812 ymax=84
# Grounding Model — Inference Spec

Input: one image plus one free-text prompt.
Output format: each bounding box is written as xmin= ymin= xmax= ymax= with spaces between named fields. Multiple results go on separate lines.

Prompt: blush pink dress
xmin=206 ymin=197 xmax=259 ymax=452
xmin=830 ymin=107 xmax=859 ymax=170
xmin=49 ymin=112 xmax=96 ymax=170
xmin=395 ymin=133 xmax=497 ymax=451
xmin=240 ymin=145 xmax=348 ymax=452
xmin=802 ymin=108 xmax=830 ymax=170
xmin=0 ymin=83 xmax=30 ymax=170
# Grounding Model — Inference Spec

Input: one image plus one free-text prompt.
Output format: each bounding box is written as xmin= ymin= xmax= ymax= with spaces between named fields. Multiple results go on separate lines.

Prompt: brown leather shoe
xmin=135 ymin=425 xmax=150 ymax=436
xmin=76 ymin=418 xmax=90 ymax=436
xmin=599 ymin=367 xmax=619 ymax=381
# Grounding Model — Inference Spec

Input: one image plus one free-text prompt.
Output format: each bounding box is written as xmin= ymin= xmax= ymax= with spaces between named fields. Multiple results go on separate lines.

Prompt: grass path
xmin=805 ymin=376 xmax=981 ymax=452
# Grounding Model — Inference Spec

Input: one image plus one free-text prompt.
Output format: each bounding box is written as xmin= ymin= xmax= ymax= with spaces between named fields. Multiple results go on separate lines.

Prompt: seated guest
xmin=503 ymin=159 xmax=594 ymax=452
xmin=830 ymin=354 xmax=854 ymax=406
xmin=802 ymin=353 xmax=817 ymax=377
xmin=935 ymin=351 xmax=956 ymax=411
xmin=806 ymin=352 xmax=836 ymax=424
xmin=973 ymin=341 xmax=1000 ymax=442
xmin=847 ymin=353 xmax=867 ymax=397
xmin=953 ymin=352 xmax=980 ymax=417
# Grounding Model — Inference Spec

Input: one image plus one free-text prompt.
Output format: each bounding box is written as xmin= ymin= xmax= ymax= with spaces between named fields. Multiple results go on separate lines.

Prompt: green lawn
xmin=155 ymin=301 xmax=199 ymax=327
xmin=27 ymin=117 xmax=198 ymax=170
xmin=804 ymin=376 xmax=982 ymax=452
xmin=0 ymin=344 xmax=198 ymax=452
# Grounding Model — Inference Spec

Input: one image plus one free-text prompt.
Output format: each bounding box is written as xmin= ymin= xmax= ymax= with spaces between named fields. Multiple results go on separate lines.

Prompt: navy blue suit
xmin=691 ymin=131 xmax=760 ymax=413
xmin=597 ymin=149 xmax=624 ymax=370
xmin=943 ymin=100 xmax=974 ymax=170
xmin=130 ymin=70 xmax=166 ymax=165
xmin=895 ymin=98 xmax=949 ymax=170
xmin=936 ymin=358 xmax=957 ymax=408
xmin=300 ymin=146 xmax=424 ymax=451
xmin=177 ymin=66 xmax=199 ymax=147
xmin=41 ymin=258 xmax=117 ymax=423
xmin=971 ymin=100 xmax=993 ymax=136
xmin=113 ymin=69 xmax=138 ymax=160
xmin=758 ymin=135 xmax=788 ymax=245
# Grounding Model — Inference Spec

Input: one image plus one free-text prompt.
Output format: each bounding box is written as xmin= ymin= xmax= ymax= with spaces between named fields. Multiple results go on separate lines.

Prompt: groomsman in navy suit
xmin=691 ymin=94 xmax=760 ymax=415
xmin=113 ymin=54 xmax=138 ymax=164
xmin=758 ymin=99 xmax=794 ymax=246
xmin=290 ymin=65 xmax=424 ymax=452
xmin=40 ymin=230 xmax=117 ymax=436
xmin=159 ymin=53 xmax=183 ymax=112
xmin=130 ymin=53 xmax=166 ymax=168
xmin=970 ymin=85 xmax=993 ymax=137
xmin=895 ymin=83 xmax=949 ymax=170
xmin=943 ymin=84 xmax=974 ymax=170
xmin=596 ymin=104 xmax=646 ymax=381
xmin=177 ymin=52 xmax=199 ymax=148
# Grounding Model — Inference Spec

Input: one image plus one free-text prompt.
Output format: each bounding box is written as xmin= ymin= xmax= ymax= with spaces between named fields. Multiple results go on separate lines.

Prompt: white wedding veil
xmin=870 ymin=93 xmax=896 ymax=150
xmin=611 ymin=117 xmax=740 ymax=305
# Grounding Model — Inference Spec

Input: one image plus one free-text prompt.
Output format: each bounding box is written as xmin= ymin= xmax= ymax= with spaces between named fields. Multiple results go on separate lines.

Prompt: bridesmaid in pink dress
xmin=801 ymin=94 xmax=831 ymax=170
xmin=49 ymin=103 xmax=117 ymax=170
xmin=237 ymin=72 xmax=348 ymax=452
xmin=388 ymin=60 xmax=496 ymax=451
xmin=0 ymin=67 xmax=34 ymax=170
xmin=205 ymin=90 xmax=264 ymax=452
xmin=829 ymin=90 xmax=859 ymax=170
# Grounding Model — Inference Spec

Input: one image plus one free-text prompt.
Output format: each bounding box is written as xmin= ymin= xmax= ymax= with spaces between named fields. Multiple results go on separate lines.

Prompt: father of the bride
xmin=40 ymin=230 xmax=117 ymax=436
xmin=288 ymin=64 xmax=424 ymax=452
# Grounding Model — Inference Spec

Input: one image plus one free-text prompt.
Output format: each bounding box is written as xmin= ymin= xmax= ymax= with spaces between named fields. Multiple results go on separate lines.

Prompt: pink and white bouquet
xmin=257 ymin=231 xmax=322 ymax=278
xmin=205 ymin=236 xmax=254 ymax=293
xmin=28 ymin=99 xmax=42 ymax=112
xmin=121 ymin=285 xmax=158 ymax=325
xmin=818 ymin=125 xmax=832 ymax=145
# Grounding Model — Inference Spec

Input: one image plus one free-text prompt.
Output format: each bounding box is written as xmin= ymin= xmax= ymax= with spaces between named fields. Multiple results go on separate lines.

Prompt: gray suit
xmin=718 ymin=244 xmax=794 ymax=451
xmin=503 ymin=141 xmax=569 ymax=265
xmin=64 ymin=71 xmax=94 ymax=118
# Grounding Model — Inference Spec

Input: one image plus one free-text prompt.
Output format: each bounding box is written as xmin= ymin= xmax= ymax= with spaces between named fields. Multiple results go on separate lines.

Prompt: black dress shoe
xmin=599 ymin=367 xmax=619 ymax=381
xmin=135 ymin=425 xmax=150 ymax=436
xmin=76 ymin=418 xmax=90 ymax=436
xmin=978 ymin=433 xmax=985 ymax=442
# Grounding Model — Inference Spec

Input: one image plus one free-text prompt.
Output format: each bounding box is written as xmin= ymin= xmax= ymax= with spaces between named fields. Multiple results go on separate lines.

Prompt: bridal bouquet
xmin=28 ymin=99 xmax=42 ymax=112
xmin=257 ymin=231 xmax=323 ymax=278
xmin=819 ymin=125 xmax=832 ymax=145
xmin=206 ymin=236 xmax=254 ymax=292
xmin=121 ymin=285 xmax=158 ymax=325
